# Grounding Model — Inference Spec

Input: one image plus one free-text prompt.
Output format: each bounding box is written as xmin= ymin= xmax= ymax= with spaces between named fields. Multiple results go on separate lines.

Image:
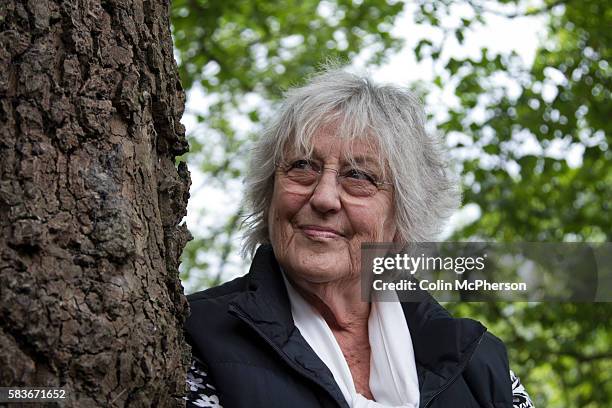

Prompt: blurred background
xmin=170 ymin=0 xmax=611 ymax=406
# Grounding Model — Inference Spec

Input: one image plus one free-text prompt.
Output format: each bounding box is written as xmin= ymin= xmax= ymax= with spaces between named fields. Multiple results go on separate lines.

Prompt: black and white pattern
xmin=185 ymin=356 xmax=223 ymax=408
xmin=510 ymin=369 xmax=535 ymax=408
xmin=184 ymin=357 xmax=535 ymax=407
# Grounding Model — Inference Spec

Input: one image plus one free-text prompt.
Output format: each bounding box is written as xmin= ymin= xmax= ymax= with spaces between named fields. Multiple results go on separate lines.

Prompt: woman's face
xmin=268 ymin=125 xmax=396 ymax=285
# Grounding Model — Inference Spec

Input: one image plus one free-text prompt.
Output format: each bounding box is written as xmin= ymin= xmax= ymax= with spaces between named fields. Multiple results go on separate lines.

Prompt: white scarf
xmin=283 ymin=276 xmax=420 ymax=408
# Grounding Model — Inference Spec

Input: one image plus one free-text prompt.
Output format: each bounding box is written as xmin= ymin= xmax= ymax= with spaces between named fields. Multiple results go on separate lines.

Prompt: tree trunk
xmin=0 ymin=0 xmax=191 ymax=406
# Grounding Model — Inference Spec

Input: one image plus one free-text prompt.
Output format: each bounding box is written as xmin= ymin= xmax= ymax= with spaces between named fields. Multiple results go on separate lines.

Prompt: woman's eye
xmin=289 ymin=160 xmax=313 ymax=170
xmin=345 ymin=169 xmax=376 ymax=183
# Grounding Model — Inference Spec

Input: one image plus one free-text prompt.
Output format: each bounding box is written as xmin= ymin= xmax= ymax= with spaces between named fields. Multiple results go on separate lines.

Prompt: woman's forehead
xmin=284 ymin=124 xmax=385 ymax=165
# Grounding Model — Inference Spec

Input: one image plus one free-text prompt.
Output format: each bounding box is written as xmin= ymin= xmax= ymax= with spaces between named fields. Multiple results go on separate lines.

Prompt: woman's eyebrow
xmin=295 ymin=148 xmax=381 ymax=168
xmin=343 ymin=155 xmax=382 ymax=169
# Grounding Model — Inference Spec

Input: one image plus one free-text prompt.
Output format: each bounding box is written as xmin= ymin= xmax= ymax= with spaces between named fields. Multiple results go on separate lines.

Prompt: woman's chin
xmin=286 ymin=256 xmax=352 ymax=284
xmin=274 ymin=238 xmax=356 ymax=283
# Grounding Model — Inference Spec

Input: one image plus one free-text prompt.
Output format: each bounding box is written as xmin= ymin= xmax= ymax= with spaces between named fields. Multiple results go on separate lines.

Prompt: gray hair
xmin=241 ymin=67 xmax=460 ymax=256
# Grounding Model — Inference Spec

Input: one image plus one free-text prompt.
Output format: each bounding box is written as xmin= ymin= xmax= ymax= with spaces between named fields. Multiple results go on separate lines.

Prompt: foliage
xmin=412 ymin=1 xmax=611 ymax=407
xmin=172 ymin=0 xmax=611 ymax=406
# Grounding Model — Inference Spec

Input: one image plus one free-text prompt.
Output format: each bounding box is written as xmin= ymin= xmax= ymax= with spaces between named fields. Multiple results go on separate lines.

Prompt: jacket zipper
xmin=423 ymin=332 xmax=486 ymax=407
xmin=229 ymin=305 xmax=349 ymax=408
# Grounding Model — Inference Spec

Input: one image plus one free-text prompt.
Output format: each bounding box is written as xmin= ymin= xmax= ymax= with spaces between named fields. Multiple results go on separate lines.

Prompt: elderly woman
xmin=184 ymin=69 xmax=534 ymax=408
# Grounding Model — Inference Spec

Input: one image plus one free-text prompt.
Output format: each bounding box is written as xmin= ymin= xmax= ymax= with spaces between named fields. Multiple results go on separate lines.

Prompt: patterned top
xmin=510 ymin=369 xmax=535 ymax=408
xmin=184 ymin=357 xmax=222 ymax=408
xmin=184 ymin=356 xmax=535 ymax=408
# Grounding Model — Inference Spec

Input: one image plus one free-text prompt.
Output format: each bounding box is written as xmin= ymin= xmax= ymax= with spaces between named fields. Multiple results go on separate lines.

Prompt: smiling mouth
xmin=299 ymin=225 xmax=344 ymax=239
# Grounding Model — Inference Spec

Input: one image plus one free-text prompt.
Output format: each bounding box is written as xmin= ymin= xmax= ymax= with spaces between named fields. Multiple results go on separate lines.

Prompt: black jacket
xmin=185 ymin=245 xmax=513 ymax=407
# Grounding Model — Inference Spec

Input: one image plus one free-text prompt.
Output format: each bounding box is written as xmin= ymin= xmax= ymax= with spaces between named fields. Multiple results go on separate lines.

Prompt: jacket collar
xmin=230 ymin=245 xmax=486 ymax=407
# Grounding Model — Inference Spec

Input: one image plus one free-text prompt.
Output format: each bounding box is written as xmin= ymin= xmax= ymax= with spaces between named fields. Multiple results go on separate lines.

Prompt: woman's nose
xmin=309 ymin=168 xmax=342 ymax=214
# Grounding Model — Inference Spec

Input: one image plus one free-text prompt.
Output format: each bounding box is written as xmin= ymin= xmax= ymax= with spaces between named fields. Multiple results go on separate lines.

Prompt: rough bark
xmin=0 ymin=0 xmax=191 ymax=406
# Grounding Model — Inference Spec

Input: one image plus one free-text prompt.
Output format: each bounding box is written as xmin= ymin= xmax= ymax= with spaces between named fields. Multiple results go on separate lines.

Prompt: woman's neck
xmin=287 ymin=275 xmax=370 ymax=331
xmin=287 ymin=274 xmax=374 ymax=399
